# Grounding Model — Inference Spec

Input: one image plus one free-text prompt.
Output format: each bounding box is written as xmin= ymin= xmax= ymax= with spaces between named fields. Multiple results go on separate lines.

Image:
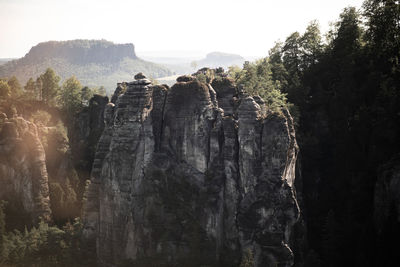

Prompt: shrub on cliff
xmin=228 ymin=59 xmax=287 ymax=111
xmin=0 ymin=203 xmax=95 ymax=267
xmin=58 ymin=76 xmax=83 ymax=120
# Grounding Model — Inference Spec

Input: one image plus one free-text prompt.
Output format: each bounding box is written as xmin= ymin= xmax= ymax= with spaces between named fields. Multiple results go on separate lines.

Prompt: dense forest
xmin=0 ymin=0 xmax=399 ymax=266
xmin=229 ymin=1 xmax=400 ymax=266
xmin=0 ymin=68 xmax=103 ymax=266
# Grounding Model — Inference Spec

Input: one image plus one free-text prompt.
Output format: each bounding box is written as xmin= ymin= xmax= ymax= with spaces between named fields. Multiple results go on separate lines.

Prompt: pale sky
xmin=0 ymin=0 xmax=365 ymax=59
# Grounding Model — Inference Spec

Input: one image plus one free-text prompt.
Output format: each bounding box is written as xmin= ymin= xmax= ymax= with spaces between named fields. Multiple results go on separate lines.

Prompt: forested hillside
xmin=228 ymin=1 xmax=400 ymax=266
xmin=0 ymin=40 xmax=172 ymax=93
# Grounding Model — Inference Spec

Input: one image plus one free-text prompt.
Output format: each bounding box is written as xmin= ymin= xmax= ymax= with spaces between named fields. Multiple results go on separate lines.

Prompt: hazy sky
xmin=0 ymin=0 xmax=365 ymax=59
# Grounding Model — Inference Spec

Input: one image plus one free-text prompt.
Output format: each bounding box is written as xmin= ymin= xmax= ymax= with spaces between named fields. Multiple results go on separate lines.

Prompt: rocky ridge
xmin=83 ymin=73 xmax=301 ymax=267
xmin=0 ymin=114 xmax=52 ymax=226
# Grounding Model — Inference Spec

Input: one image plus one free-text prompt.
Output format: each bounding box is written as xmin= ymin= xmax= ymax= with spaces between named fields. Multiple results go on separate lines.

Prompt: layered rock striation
xmin=24 ymin=40 xmax=137 ymax=64
xmin=70 ymin=94 xmax=109 ymax=178
xmin=0 ymin=115 xmax=51 ymax=227
xmin=83 ymin=74 xmax=301 ymax=267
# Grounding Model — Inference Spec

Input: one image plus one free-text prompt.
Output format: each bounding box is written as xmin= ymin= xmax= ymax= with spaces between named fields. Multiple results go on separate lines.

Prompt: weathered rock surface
xmin=83 ymin=74 xmax=301 ymax=266
xmin=70 ymin=94 xmax=109 ymax=177
xmin=0 ymin=115 xmax=51 ymax=227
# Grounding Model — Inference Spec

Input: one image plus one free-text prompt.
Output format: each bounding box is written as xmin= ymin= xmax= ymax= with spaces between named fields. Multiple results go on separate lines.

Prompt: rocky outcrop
xmin=70 ymin=94 xmax=109 ymax=177
xmin=83 ymin=74 xmax=301 ymax=267
xmin=0 ymin=115 xmax=51 ymax=227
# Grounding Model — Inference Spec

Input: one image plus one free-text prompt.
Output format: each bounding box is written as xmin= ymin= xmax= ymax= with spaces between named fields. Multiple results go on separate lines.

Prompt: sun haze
xmin=0 ymin=0 xmax=364 ymax=58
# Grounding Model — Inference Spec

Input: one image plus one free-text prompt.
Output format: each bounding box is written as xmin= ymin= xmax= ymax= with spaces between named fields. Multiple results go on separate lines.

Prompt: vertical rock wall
xmin=0 ymin=116 xmax=52 ymax=226
xmin=83 ymin=74 xmax=301 ymax=267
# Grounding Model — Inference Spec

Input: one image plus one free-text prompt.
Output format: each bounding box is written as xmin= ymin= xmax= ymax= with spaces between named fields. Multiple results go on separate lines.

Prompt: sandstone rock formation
xmin=83 ymin=74 xmax=301 ymax=267
xmin=0 ymin=115 xmax=51 ymax=226
xmin=70 ymin=94 xmax=109 ymax=178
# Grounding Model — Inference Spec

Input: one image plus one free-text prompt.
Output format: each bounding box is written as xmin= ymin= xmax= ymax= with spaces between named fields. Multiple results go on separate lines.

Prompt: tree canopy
xmin=40 ymin=68 xmax=61 ymax=104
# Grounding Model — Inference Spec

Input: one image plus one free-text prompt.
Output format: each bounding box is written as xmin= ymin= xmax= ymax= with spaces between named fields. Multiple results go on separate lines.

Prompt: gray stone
xmin=176 ymin=75 xmax=195 ymax=82
xmin=134 ymin=72 xmax=146 ymax=80
xmin=83 ymin=76 xmax=302 ymax=267
xmin=0 ymin=117 xmax=52 ymax=224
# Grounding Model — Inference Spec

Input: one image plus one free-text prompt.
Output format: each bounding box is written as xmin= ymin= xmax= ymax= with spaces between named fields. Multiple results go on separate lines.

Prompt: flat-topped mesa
xmin=83 ymin=72 xmax=302 ymax=267
xmin=25 ymin=40 xmax=137 ymax=64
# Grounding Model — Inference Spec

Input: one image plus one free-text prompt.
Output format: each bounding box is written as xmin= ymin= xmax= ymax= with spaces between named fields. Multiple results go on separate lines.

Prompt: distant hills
xmin=197 ymin=52 xmax=245 ymax=68
xmin=141 ymin=51 xmax=246 ymax=76
xmin=0 ymin=40 xmax=172 ymax=92
xmin=0 ymin=58 xmax=15 ymax=66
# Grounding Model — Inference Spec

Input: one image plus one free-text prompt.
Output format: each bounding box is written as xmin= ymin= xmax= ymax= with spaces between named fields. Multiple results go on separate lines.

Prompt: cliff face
xmin=24 ymin=40 xmax=137 ymax=64
xmin=70 ymin=95 xmax=109 ymax=178
xmin=0 ymin=115 xmax=51 ymax=227
xmin=83 ymin=74 xmax=301 ymax=267
xmin=0 ymin=39 xmax=172 ymax=92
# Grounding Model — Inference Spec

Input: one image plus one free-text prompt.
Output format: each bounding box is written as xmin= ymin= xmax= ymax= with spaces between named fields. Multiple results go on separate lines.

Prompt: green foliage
xmin=0 ymin=80 xmax=11 ymax=98
xmin=96 ymin=86 xmax=106 ymax=96
xmin=49 ymin=179 xmax=79 ymax=223
xmin=30 ymin=110 xmax=51 ymax=126
xmin=330 ymin=7 xmax=363 ymax=55
xmin=0 ymin=52 xmax=172 ymax=94
xmin=40 ymin=68 xmax=60 ymax=105
xmin=193 ymin=68 xmax=216 ymax=84
xmin=0 ymin=207 xmax=95 ymax=267
xmin=364 ymin=0 xmax=400 ymax=58
xmin=227 ymin=65 xmax=242 ymax=81
xmin=300 ymin=20 xmax=323 ymax=68
xmin=283 ymin=32 xmax=302 ymax=75
xmin=239 ymin=249 xmax=255 ymax=267
xmin=274 ymin=2 xmax=400 ymax=265
xmin=35 ymin=77 xmax=43 ymax=100
xmin=24 ymin=78 xmax=36 ymax=92
xmin=58 ymin=76 xmax=83 ymax=119
xmin=7 ymin=76 xmax=22 ymax=98
xmin=195 ymin=73 xmax=208 ymax=83
xmin=80 ymin=86 xmax=94 ymax=106
xmin=23 ymin=78 xmax=37 ymax=100
xmin=229 ymin=59 xmax=287 ymax=111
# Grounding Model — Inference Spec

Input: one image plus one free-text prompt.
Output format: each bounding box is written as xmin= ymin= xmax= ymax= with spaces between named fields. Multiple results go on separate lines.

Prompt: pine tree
xmin=7 ymin=76 xmax=22 ymax=98
xmin=58 ymin=76 xmax=83 ymax=121
xmin=0 ymin=80 xmax=11 ymax=99
xmin=24 ymin=77 xmax=37 ymax=99
xmin=40 ymin=68 xmax=60 ymax=105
